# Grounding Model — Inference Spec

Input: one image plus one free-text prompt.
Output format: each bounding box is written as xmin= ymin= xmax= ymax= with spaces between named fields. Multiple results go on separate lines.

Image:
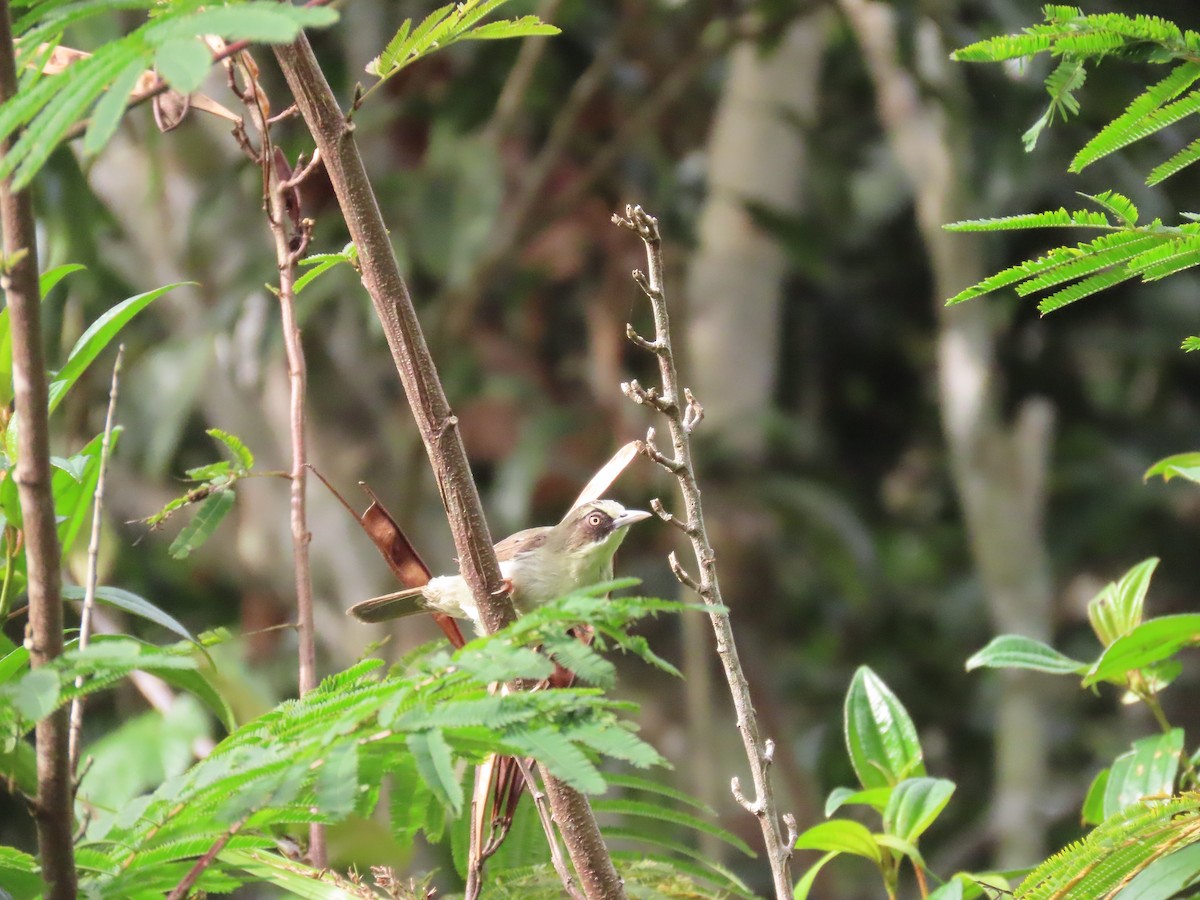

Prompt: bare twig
xmin=0 ymin=2 xmax=77 ymax=895
xmin=69 ymin=344 xmax=125 ymax=774
xmin=165 ymin=818 xmax=245 ymax=900
xmin=272 ymin=33 xmax=625 ymax=900
xmin=231 ymin=50 xmax=325 ymax=867
xmin=615 ymin=205 xmax=794 ymax=898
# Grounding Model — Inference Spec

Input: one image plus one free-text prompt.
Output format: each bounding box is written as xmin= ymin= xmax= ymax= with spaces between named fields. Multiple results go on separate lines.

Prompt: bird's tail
xmin=347 ymin=586 xmax=428 ymax=623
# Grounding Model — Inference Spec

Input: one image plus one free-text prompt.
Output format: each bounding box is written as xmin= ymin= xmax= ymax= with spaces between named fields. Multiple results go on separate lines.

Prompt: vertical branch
xmin=272 ymin=35 xmax=625 ymax=899
xmin=615 ymin=205 xmax=796 ymax=899
xmin=232 ymin=54 xmax=326 ymax=868
xmin=69 ymin=344 xmax=125 ymax=773
xmin=0 ymin=2 xmax=78 ymax=894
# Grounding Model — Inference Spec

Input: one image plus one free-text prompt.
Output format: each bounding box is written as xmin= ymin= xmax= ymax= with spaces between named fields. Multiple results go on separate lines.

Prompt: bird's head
xmin=552 ymin=499 xmax=651 ymax=561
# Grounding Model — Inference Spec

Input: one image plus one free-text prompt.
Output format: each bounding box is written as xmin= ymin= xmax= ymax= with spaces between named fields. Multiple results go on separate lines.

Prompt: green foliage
xmin=1015 ymin=794 xmax=1200 ymax=899
xmin=142 ymin=427 xmax=257 ymax=558
xmin=952 ymin=6 xmax=1200 ymax=157
xmin=945 ymin=8 xmax=1200 ymax=325
xmin=365 ymin=0 xmax=559 ymax=88
xmin=795 ymin=668 xmax=978 ymax=900
xmin=0 ymin=589 xmax=693 ymax=897
xmin=0 ymin=0 xmax=339 ymax=188
xmin=944 ymin=194 xmax=1200 ymax=313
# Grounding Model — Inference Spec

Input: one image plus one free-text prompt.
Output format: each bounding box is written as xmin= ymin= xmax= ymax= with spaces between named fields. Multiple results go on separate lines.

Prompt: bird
xmin=347 ymin=499 xmax=651 ymax=633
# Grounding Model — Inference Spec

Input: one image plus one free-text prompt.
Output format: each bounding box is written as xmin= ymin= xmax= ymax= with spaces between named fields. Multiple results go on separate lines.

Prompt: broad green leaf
xmin=844 ymin=666 xmax=925 ymax=789
xmin=153 ymin=38 xmax=213 ymax=94
xmin=1103 ymin=730 xmax=1183 ymax=818
xmin=1145 ymin=452 xmax=1200 ymax=483
xmin=883 ymin=777 xmax=956 ymax=844
xmin=54 ymin=429 xmax=120 ymax=558
xmin=169 ymin=488 xmax=235 ymax=559
xmin=928 ymin=881 xmax=964 ymax=900
xmin=406 ymin=728 xmax=463 ymax=817
xmin=966 ymin=634 xmax=1088 ymax=674
xmin=48 ymin=283 xmax=184 ymax=413
xmin=0 ymin=645 xmax=29 ymax=685
xmin=82 ymin=57 xmax=143 ymax=155
xmin=1082 ymin=768 xmax=1110 ymax=826
xmin=61 ymin=583 xmax=196 ymax=646
xmin=824 ymin=785 xmax=892 ymax=816
xmin=39 ymin=263 xmax=87 ymax=298
xmin=49 ymin=453 xmax=87 ymax=482
xmin=1084 ymin=614 xmax=1200 ymax=686
xmin=794 ymin=819 xmax=881 ymax=862
xmin=874 ymin=832 xmax=926 ymax=868
xmin=1113 ymin=842 xmax=1200 ymax=900
xmin=793 ymin=850 xmax=838 ymax=900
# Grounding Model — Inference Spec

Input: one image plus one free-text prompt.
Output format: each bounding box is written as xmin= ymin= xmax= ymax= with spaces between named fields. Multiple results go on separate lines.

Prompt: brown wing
xmin=493 ymin=526 xmax=551 ymax=562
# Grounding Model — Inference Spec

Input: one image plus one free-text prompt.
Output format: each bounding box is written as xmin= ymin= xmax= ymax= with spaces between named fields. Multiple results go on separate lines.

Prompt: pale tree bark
xmin=839 ymin=0 xmax=1054 ymax=868
xmin=682 ymin=11 xmax=830 ymax=856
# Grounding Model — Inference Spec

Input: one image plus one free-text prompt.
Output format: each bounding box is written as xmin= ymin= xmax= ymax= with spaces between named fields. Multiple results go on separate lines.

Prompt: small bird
xmin=347 ymin=499 xmax=651 ymax=633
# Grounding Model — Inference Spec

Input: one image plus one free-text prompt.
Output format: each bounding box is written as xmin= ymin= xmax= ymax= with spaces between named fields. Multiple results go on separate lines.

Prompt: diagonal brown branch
xmin=271 ymin=33 xmax=626 ymax=900
xmin=615 ymin=205 xmax=797 ymax=899
xmin=0 ymin=2 xmax=77 ymax=895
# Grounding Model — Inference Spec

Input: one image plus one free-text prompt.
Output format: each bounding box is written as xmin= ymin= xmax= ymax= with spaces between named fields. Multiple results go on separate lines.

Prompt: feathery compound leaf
xmin=1073 ymin=62 xmax=1200 ymax=171
xmin=1071 ymin=88 xmax=1200 ymax=173
xmin=593 ymin=797 xmax=756 ymax=857
xmin=1126 ymin=237 xmax=1200 ymax=280
xmin=462 ymin=16 xmax=560 ymax=41
xmin=504 ymin=726 xmax=605 ymax=793
xmin=952 ymin=33 xmax=1055 ymax=63
xmin=1149 ymin=137 xmax=1200 ymax=185
xmin=1014 ymin=233 xmax=1161 ymax=296
xmin=1037 ymin=266 xmax=1137 ymax=314
xmin=1080 ymin=190 xmax=1139 ymax=226
xmin=1015 ymin=794 xmax=1200 ymax=899
xmin=945 ymin=208 xmax=1114 ymax=232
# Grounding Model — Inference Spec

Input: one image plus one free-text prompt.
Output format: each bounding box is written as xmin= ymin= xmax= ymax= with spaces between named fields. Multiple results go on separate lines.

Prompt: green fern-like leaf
xmin=945 ymin=207 xmax=1114 ymax=232
xmin=1148 ymin=136 xmax=1200 ymax=185
xmin=1080 ymin=190 xmax=1139 ymax=226
xmin=1070 ymin=87 xmax=1200 ymax=172
xmin=1014 ymin=233 xmax=1160 ymax=297
xmin=1037 ymin=264 xmax=1138 ymax=313
xmin=1016 ymin=794 xmax=1200 ymax=898
xmin=1073 ymin=62 xmax=1200 ymax=171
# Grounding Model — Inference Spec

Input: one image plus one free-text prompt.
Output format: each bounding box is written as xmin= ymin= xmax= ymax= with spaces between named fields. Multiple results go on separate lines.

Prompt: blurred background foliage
xmin=5 ymin=0 xmax=1200 ymax=896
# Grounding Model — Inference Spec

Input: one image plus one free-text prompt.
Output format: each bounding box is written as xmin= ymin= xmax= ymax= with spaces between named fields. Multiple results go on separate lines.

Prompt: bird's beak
xmin=614 ymin=508 xmax=652 ymax=529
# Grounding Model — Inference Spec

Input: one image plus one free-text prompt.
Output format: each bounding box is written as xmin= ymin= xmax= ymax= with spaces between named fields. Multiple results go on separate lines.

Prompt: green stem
xmin=0 ymin=526 xmax=15 ymax=620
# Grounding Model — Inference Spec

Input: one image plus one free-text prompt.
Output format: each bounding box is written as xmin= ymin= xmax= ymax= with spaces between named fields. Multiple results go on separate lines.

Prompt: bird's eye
xmin=587 ymin=513 xmax=604 ymax=527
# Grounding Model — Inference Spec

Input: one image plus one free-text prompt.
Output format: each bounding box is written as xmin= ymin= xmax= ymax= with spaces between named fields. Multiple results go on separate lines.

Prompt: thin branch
xmin=514 ymin=757 xmax=584 ymax=900
xmin=271 ymin=33 xmax=626 ymax=900
xmin=69 ymin=344 xmax=125 ymax=775
xmin=165 ymin=818 xmax=244 ymax=900
xmin=615 ymin=205 xmax=795 ymax=898
xmin=232 ymin=49 xmax=325 ymax=868
xmin=0 ymin=1 xmax=77 ymax=895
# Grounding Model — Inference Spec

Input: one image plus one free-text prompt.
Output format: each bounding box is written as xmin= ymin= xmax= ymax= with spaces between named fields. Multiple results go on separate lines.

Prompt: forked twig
xmin=614 ymin=204 xmax=796 ymax=898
